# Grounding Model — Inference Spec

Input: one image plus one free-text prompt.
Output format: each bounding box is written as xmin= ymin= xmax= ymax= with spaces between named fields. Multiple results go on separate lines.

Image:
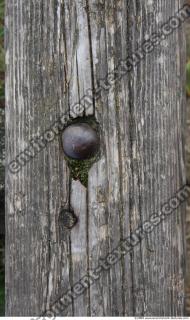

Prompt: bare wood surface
xmin=185 ymin=14 xmax=190 ymax=316
xmin=6 ymin=0 xmax=186 ymax=316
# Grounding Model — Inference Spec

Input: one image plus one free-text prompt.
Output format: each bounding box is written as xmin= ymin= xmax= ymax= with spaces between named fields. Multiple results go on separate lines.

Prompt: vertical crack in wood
xmin=115 ymin=94 xmax=126 ymax=316
xmin=132 ymin=1 xmax=147 ymax=315
xmin=112 ymin=3 xmax=126 ymax=315
xmin=126 ymin=2 xmax=136 ymax=314
xmin=68 ymin=172 xmax=74 ymax=315
xmin=61 ymin=1 xmax=69 ymax=99
xmin=75 ymin=53 xmax=82 ymax=116
xmin=86 ymin=188 xmax=91 ymax=316
xmin=86 ymin=0 xmax=96 ymax=116
xmin=45 ymin=153 xmax=52 ymax=312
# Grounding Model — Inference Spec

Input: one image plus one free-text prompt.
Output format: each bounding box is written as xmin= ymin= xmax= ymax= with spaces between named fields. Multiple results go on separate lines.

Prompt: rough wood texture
xmin=0 ymin=107 xmax=5 ymax=236
xmin=185 ymin=14 xmax=190 ymax=316
xmin=6 ymin=0 xmax=186 ymax=316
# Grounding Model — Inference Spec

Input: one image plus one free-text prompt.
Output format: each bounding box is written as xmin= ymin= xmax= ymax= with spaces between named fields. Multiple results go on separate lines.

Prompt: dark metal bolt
xmin=62 ymin=123 xmax=100 ymax=160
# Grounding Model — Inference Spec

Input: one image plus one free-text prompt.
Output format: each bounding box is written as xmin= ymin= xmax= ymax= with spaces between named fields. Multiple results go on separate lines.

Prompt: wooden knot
xmin=59 ymin=209 xmax=78 ymax=230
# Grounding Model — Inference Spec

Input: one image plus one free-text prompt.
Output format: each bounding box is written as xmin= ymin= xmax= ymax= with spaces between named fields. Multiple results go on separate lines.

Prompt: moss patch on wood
xmin=62 ymin=116 xmax=101 ymax=187
xmin=66 ymin=156 xmax=97 ymax=187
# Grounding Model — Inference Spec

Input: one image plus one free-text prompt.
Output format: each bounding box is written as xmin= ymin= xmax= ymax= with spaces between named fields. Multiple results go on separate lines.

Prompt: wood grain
xmin=6 ymin=0 xmax=186 ymax=316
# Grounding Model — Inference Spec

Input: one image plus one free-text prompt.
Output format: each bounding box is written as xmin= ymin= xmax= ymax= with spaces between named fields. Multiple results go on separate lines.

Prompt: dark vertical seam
xmin=85 ymin=0 xmax=94 ymax=315
xmin=76 ymin=52 xmax=82 ymax=116
xmin=178 ymin=1 xmax=187 ymax=314
xmin=61 ymin=0 xmax=70 ymax=119
xmin=45 ymin=153 xmax=52 ymax=312
xmin=112 ymin=2 xmax=126 ymax=316
xmin=53 ymin=0 xmax=58 ymax=52
xmin=128 ymin=78 xmax=136 ymax=316
xmin=86 ymin=0 xmax=96 ymax=115
xmin=103 ymin=0 xmax=113 ymax=312
xmin=134 ymin=0 xmax=146 ymax=315
xmin=114 ymin=94 xmax=126 ymax=316
xmin=126 ymin=0 xmax=135 ymax=315
xmin=61 ymin=2 xmax=74 ymax=315
xmin=86 ymin=188 xmax=91 ymax=316
xmin=68 ymin=175 xmax=74 ymax=315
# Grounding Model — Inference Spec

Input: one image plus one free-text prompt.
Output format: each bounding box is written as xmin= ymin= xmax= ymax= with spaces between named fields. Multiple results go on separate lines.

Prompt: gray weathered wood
xmin=6 ymin=0 xmax=186 ymax=316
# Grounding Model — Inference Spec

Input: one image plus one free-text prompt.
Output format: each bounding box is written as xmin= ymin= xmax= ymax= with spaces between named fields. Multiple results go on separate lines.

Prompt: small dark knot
xmin=59 ymin=209 xmax=78 ymax=230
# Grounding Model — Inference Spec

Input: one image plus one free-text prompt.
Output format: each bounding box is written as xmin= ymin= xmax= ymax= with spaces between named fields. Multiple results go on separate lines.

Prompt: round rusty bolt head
xmin=62 ymin=123 xmax=100 ymax=160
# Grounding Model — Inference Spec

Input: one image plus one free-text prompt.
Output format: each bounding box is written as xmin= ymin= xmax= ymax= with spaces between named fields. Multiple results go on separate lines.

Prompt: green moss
xmin=63 ymin=116 xmax=101 ymax=187
xmin=66 ymin=156 xmax=97 ymax=187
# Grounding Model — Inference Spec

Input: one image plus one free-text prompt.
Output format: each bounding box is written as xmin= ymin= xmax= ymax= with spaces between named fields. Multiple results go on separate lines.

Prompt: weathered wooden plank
xmin=87 ymin=0 xmax=186 ymax=316
xmin=5 ymin=0 xmax=73 ymax=316
xmin=87 ymin=1 xmax=133 ymax=316
xmin=6 ymin=0 xmax=186 ymax=316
